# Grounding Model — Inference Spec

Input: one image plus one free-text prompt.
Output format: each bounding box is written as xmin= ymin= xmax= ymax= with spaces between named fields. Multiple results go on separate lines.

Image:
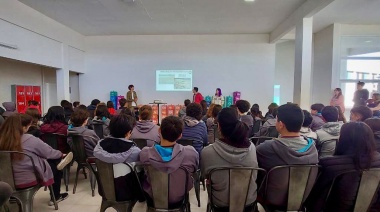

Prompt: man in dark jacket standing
xmin=353 ymin=81 xmax=369 ymax=107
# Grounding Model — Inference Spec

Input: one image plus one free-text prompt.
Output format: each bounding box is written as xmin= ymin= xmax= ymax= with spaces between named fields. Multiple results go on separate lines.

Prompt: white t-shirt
xmin=212 ymin=95 xmax=224 ymax=106
xmin=131 ymin=92 xmax=137 ymax=107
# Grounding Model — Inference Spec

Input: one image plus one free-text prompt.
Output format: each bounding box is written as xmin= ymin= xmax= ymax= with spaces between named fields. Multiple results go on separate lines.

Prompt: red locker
xmin=15 ymin=86 xmax=26 ymax=113
xmin=33 ymin=86 xmax=42 ymax=112
xmin=25 ymin=86 xmax=34 ymax=105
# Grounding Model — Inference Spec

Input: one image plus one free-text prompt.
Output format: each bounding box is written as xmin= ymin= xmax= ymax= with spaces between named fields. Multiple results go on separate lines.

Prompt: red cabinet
xmin=11 ymin=85 xmax=42 ymax=113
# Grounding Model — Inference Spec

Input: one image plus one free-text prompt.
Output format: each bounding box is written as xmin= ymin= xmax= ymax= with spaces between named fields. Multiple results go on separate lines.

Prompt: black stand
xmin=149 ymin=102 xmax=167 ymax=125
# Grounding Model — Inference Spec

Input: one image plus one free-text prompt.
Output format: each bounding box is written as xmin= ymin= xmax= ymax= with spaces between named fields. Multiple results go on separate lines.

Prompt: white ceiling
xmin=18 ymin=0 xmax=306 ymax=36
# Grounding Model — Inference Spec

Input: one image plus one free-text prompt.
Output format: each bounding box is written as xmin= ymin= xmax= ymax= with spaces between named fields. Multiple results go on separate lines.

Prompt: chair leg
xmin=11 ymin=186 xmax=40 ymax=212
xmin=193 ymin=171 xmax=201 ymax=207
xmin=99 ymin=201 xmax=108 ymax=212
xmin=73 ymin=165 xmax=82 ymax=194
xmin=63 ymin=165 xmax=70 ymax=192
xmin=206 ymin=203 xmax=211 ymax=212
xmin=48 ymin=186 xmax=59 ymax=210
xmin=89 ymin=167 xmax=96 ymax=197
xmin=82 ymin=167 xmax=87 ymax=179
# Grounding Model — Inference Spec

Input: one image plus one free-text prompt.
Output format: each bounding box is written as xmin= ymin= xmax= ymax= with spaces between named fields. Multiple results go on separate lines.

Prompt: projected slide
xmin=156 ymin=70 xmax=193 ymax=91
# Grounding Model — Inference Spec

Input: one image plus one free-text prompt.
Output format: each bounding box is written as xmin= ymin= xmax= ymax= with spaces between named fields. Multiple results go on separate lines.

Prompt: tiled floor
xmin=9 ymin=164 xmax=264 ymax=211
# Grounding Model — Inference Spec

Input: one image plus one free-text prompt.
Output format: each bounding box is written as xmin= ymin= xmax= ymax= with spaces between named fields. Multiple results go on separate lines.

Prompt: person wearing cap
xmin=353 ymin=81 xmax=369 ymax=107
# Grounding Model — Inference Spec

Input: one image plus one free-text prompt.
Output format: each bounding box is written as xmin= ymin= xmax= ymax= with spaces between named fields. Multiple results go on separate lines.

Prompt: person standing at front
xmin=126 ymin=84 xmax=138 ymax=108
xmin=353 ymin=81 xmax=369 ymax=107
xmin=192 ymin=87 xmax=204 ymax=104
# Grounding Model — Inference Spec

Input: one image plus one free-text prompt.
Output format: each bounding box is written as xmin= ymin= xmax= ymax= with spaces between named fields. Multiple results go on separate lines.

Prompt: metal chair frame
xmin=92 ymin=122 xmax=105 ymax=139
xmin=249 ymin=136 xmax=275 ymax=146
xmin=134 ymin=164 xmax=190 ymax=212
xmin=324 ymin=168 xmax=380 ymax=212
xmin=133 ymin=139 xmax=149 ymax=149
xmin=0 ymin=151 xmax=58 ymax=212
xmin=260 ymin=164 xmax=319 ymax=211
xmin=206 ymin=167 xmax=267 ymax=212
xmin=68 ymin=134 xmax=97 ymax=196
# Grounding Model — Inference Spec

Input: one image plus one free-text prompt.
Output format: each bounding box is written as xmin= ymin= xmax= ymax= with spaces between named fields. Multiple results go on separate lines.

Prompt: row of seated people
xmin=2 ymin=101 xmax=380 ymax=211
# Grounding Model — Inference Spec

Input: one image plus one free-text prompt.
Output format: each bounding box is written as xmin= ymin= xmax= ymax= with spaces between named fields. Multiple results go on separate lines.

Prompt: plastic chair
xmin=68 ymin=134 xmax=97 ymax=197
xmin=206 ymin=167 xmax=267 ymax=212
xmin=92 ymin=122 xmax=105 ymax=139
xmin=249 ymin=136 xmax=275 ymax=146
xmin=40 ymin=133 xmax=71 ymax=191
xmin=176 ymin=139 xmax=203 ymax=207
xmin=89 ymin=159 xmax=137 ymax=212
xmin=316 ymin=139 xmax=338 ymax=159
xmin=134 ymin=164 xmax=190 ymax=211
xmin=0 ymin=151 xmax=58 ymax=212
xmin=259 ymin=164 xmax=319 ymax=211
xmin=324 ymin=168 xmax=380 ymax=211
xmin=133 ymin=139 xmax=148 ymax=149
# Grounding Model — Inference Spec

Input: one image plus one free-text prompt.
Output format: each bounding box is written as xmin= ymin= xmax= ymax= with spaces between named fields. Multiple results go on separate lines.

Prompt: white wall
xmin=275 ymin=40 xmax=295 ymax=104
xmin=82 ymin=34 xmax=275 ymax=107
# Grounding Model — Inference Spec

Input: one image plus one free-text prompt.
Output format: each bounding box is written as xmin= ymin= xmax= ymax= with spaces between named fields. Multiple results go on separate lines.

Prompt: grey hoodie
xmin=130 ymin=120 xmax=160 ymax=146
xmin=67 ymin=126 xmax=99 ymax=157
xmin=92 ymin=116 xmax=110 ymax=137
xmin=300 ymin=127 xmax=318 ymax=140
xmin=256 ymin=136 xmax=318 ymax=208
xmin=201 ymin=139 xmax=258 ymax=207
xmin=139 ymin=143 xmax=199 ymax=204
xmin=316 ymin=122 xmax=342 ymax=158
xmin=2 ymin=102 xmax=16 ymax=118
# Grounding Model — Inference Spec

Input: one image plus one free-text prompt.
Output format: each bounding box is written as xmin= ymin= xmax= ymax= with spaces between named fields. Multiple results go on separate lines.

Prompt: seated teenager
xmin=2 ymin=102 xmax=17 ymax=119
xmin=130 ymin=105 xmax=160 ymax=146
xmin=106 ymin=101 xmax=116 ymax=116
xmin=92 ymin=105 xmax=111 ymax=137
xmin=62 ymin=101 xmax=74 ymax=124
xmin=206 ymin=105 xmax=222 ymax=144
xmin=264 ymin=103 xmax=278 ymax=120
xmin=201 ymin=108 xmax=258 ymax=210
xmin=139 ymin=116 xmax=199 ymax=207
xmin=256 ymin=104 xmax=318 ymax=209
xmin=305 ymin=122 xmax=380 ymax=211
xmin=300 ymin=110 xmax=317 ymax=140
xmin=68 ymin=109 xmax=99 ymax=157
xmin=93 ymin=114 xmax=143 ymax=201
xmin=236 ymin=100 xmax=253 ymax=128
xmin=316 ymin=106 xmax=343 ymax=158
xmin=181 ymin=103 xmax=208 ymax=155
xmin=40 ymin=106 xmax=70 ymax=154
xmin=364 ymin=118 xmax=380 ymax=153
xmin=178 ymin=99 xmax=191 ymax=119
xmin=310 ymin=103 xmax=325 ymax=131
xmin=116 ymin=98 xmax=128 ymax=115
xmin=0 ymin=114 xmax=73 ymax=206
xmin=202 ymin=103 xmax=216 ymax=122
xmin=25 ymin=108 xmax=42 ymax=138
xmin=257 ymin=108 xmax=278 ymax=137
xmin=350 ymin=106 xmax=373 ymax=122
xmin=87 ymin=99 xmax=100 ymax=119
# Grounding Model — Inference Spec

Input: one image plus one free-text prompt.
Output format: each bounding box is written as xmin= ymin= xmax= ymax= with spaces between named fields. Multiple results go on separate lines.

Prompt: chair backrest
xmin=266 ymin=126 xmax=279 ymax=138
xmin=92 ymin=122 xmax=104 ymax=139
xmin=0 ymin=151 xmax=38 ymax=190
xmin=68 ymin=134 xmax=88 ymax=164
xmin=208 ymin=167 xmax=266 ymax=212
xmin=262 ymin=165 xmax=319 ymax=211
xmin=326 ymin=168 xmax=380 ymax=212
xmin=39 ymin=133 xmax=67 ymax=150
xmin=213 ymin=124 xmax=220 ymax=142
xmin=177 ymin=139 xmax=193 ymax=146
xmin=317 ymin=139 xmax=338 ymax=158
xmin=134 ymin=164 xmax=189 ymax=210
xmin=93 ymin=159 xmax=117 ymax=201
xmin=249 ymin=137 xmax=274 ymax=146
xmin=252 ymin=119 xmax=261 ymax=135
xmin=133 ymin=139 xmax=148 ymax=149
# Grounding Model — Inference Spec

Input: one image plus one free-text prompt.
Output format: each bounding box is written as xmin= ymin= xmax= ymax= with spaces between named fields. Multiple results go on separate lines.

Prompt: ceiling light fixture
xmin=244 ymin=0 xmax=255 ymax=2
xmin=365 ymin=40 xmax=372 ymax=43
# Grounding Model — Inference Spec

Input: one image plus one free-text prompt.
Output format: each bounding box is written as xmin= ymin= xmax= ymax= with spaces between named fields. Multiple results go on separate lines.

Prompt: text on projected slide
xmin=156 ymin=70 xmax=192 ymax=91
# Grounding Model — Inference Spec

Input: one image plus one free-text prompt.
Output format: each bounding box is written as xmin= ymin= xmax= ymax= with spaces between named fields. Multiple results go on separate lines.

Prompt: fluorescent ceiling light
xmin=245 ymin=0 xmax=255 ymax=2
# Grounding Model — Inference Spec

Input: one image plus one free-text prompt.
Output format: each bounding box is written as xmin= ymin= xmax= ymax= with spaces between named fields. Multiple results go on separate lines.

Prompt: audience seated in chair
xmin=139 ymin=116 xmax=199 ymax=207
xmin=93 ymin=114 xmax=143 ymax=201
xmin=178 ymin=99 xmax=191 ymax=119
xmin=116 ymin=98 xmax=128 ymax=115
xmin=130 ymin=105 xmax=160 ymax=146
xmin=25 ymin=108 xmax=42 ymax=138
xmin=300 ymin=110 xmax=317 ymax=140
xmin=236 ymin=100 xmax=253 ymax=128
xmin=181 ymin=103 xmax=208 ymax=155
xmin=201 ymin=107 xmax=258 ymax=209
xmin=364 ymin=118 xmax=380 ymax=153
xmin=202 ymin=103 xmax=215 ymax=122
xmin=256 ymin=104 xmax=318 ymax=208
xmin=256 ymin=108 xmax=278 ymax=137
xmin=92 ymin=105 xmax=111 ymax=137
xmin=310 ymin=103 xmax=326 ymax=131
xmin=106 ymin=101 xmax=116 ymax=116
xmin=206 ymin=105 xmax=222 ymax=144
xmin=1 ymin=102 xmax=17 ymax=119
xmin=61 ymin=100 xmax=74 ymax=124
xmin=87 ymin=99 xmax=100 ymax=119
xmin=264 ymin=103 xmax=278 ymax=120
xmin=350 ymin=106 xmax=373 ymax=122
xmin=40 ymin=106 xmax=70 ymax=154
xmin=316 ymin=106 xmax=342 ymax=158
xmin=68 ymin=109 xmax=99 ymax=157
xmin=305 ymin=122 xmax=380 ymax=211
xmin=0 ymin=114 xmax=73 ymax=206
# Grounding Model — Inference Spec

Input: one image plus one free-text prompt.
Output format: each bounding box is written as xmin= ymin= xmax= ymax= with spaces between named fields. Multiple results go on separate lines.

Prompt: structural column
xmin=56 ymin=44 xmax=70 ymax=102
xmin=293 ymin=17 xmax=313 ymax=109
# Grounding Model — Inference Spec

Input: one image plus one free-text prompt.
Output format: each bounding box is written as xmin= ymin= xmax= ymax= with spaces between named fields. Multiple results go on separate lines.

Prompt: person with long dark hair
xmin=330 ymin=88 xmax=345 ymax=113
xmin=212 ymin=88 xmax=224 ymax=106
xmin=305 ymin=122 xmax=380 ymax=211
xmin=201 ymin=107 xmax=258 ymax=209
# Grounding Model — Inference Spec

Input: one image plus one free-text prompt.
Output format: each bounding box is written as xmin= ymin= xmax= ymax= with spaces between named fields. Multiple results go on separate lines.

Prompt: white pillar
xmin=294 ymin=17 xmax=313 ymax=109
xmin=56 ymin=44 xmax=70 ymax=102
